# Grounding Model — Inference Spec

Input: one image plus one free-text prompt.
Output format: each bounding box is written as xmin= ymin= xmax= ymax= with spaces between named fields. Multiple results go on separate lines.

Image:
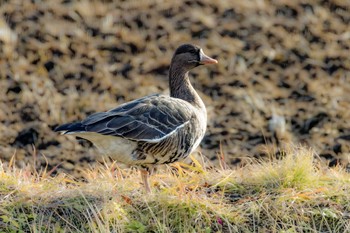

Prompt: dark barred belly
xmin=134 ymin=127 xmax=197 ymax=165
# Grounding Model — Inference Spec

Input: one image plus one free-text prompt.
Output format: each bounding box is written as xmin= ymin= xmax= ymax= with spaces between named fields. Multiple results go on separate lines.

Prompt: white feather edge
xmin=59 ymin=121 xmax=190 ymax=143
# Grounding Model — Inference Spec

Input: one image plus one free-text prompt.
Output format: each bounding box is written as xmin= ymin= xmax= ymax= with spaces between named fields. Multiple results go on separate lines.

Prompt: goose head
xmin=169 ymin=44 xmax=217 ymax=104
xmin=170 ymin=44 xmax=218 ymax=71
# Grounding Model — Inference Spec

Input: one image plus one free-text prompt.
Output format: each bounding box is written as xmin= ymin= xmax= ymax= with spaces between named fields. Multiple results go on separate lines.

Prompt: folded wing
xmin=57 ymin=94 xmax=192 ymax=143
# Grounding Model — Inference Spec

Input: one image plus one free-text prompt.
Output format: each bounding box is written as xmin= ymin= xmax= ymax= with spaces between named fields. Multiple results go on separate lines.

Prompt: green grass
xmin=0 ymin=146 xmax=349 ymax=232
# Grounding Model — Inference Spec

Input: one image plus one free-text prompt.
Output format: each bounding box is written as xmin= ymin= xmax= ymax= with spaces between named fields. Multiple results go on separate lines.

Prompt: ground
xmin=0 ymin=148 xmax=349 ymax=232
xmin=0 ymin=0 xmax=349 ymax=176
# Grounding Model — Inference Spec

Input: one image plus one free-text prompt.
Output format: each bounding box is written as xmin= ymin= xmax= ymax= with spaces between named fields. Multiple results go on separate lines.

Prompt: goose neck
xmin=169 ymin=67 xmax=204 ymax=110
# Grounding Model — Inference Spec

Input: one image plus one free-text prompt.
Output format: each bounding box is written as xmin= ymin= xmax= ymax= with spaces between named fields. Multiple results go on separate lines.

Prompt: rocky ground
xmin=0 ymin=0 xmax=349 ymax=176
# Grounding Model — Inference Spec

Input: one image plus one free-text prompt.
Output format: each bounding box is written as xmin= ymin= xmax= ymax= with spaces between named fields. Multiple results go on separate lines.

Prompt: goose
xmin=55 ymin=44 xmax=218 ymax=192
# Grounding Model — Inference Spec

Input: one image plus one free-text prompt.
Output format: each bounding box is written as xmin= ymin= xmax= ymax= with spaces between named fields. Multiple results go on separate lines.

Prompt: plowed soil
xmin=1 ymin=0 xmax=349 ymax=176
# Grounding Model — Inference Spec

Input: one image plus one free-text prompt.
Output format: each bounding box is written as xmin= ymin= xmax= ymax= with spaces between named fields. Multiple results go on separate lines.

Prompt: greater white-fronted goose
xmin=55 ymin=44 xmax=218 ymax=192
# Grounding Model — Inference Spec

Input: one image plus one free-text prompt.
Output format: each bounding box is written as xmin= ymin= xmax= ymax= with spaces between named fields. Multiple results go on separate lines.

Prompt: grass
xmin=0 ymin=146 xmax=349 ymax=232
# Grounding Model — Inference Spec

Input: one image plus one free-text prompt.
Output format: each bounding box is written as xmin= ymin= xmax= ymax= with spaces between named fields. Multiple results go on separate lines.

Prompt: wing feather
xmin=75 ymin=94 xmax=192 ymax=142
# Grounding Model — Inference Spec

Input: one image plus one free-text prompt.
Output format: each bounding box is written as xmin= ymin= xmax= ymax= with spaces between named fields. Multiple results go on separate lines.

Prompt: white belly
xmin=73 ymin=132 xmax=138 ymax=164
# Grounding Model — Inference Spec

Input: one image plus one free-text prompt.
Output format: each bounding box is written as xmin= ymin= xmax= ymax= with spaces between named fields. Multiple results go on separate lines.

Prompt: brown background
xmin=0 ymin=0 xmax=349 ymax=176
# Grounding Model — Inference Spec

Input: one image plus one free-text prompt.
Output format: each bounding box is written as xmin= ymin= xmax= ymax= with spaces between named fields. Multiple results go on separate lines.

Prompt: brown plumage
xmin=55 ymin=44 xmax=218 ymax=192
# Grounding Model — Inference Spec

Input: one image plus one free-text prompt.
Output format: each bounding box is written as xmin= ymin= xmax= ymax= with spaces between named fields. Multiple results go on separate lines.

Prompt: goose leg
xmin=140 ymin=169 xmax=151 ymax=193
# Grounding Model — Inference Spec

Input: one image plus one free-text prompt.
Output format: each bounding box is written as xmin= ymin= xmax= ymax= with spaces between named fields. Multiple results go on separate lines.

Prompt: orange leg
xmin=140 ymin=169 xmax=151 ymax=193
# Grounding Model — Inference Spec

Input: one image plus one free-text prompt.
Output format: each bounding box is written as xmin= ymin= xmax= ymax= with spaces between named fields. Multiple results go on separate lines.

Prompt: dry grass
xmin=1 ymin=146 xmax=349 ymax=232
xmin=0 ymin=0 xmax=349 ymax=176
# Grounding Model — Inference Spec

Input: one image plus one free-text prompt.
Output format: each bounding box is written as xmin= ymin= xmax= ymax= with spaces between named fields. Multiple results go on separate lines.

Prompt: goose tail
xmin=54 ymin=122 xmax=86 ymax=135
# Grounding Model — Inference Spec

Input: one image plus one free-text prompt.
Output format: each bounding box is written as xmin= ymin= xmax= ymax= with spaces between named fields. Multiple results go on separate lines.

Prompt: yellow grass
xmin=1 ymin=146 xmax=349 ymax=232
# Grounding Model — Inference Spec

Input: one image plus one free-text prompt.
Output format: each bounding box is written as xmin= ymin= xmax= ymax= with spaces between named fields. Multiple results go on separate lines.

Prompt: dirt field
xmin=0 ymin=0 xmax=349 ymax=176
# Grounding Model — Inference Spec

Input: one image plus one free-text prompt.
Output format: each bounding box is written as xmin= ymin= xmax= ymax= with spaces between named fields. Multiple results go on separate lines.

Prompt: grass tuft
xmin=243 ymin=146 xmax=319 ymax=190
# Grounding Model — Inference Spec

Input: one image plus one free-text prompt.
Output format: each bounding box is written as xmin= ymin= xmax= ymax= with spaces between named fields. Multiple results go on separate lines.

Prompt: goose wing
xmin=74 ymin=94 xmax=192 ymax=142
